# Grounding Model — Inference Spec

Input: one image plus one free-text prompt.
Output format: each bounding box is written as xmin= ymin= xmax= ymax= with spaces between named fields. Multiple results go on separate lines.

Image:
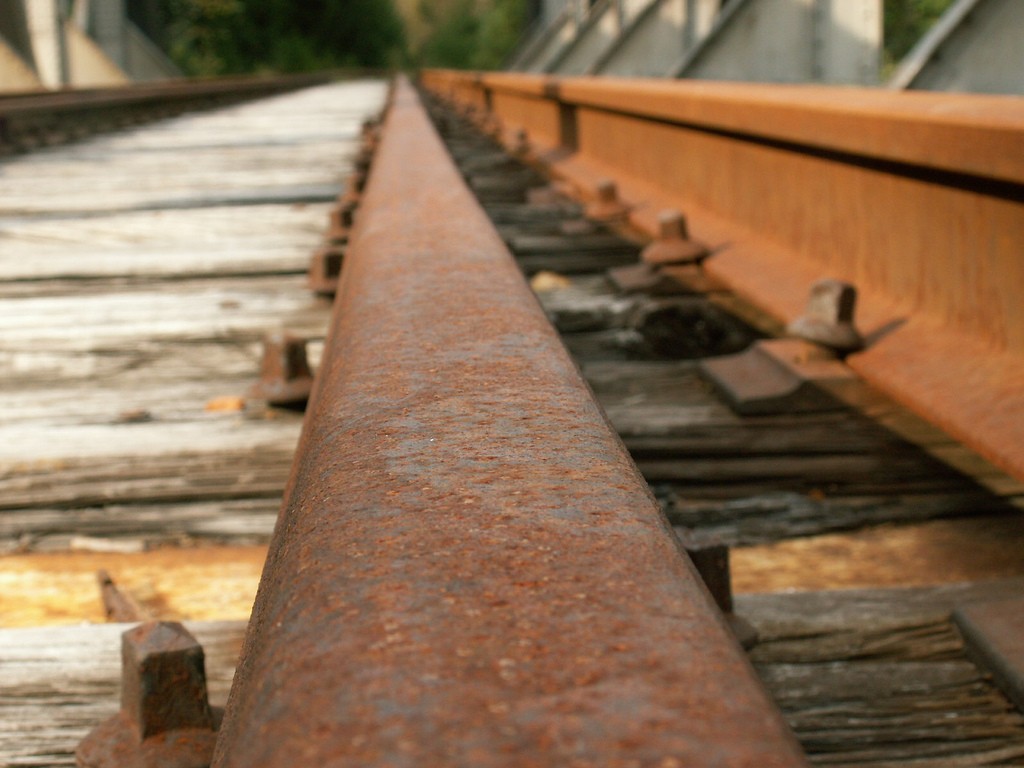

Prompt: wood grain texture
xmin=740 ymin=579 xmax=1024 ymax=767
xmin=0 ymin=80 xmax=388 ymax=553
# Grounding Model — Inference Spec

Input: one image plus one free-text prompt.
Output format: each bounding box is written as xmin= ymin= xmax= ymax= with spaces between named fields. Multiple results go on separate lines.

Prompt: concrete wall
xmin=125 ymin=21 xmax=181 ymax=81
xmin=549 ymin=1 xmax=621 ymax=74
xmin=65 ymin=19 xmax=129 ymax=87
xmin=676 ymin=0 xmax=880 ymax=85
xmin=0 ymin=37 xmax=41 ymax=92
xmin=24 ymin=0 xmax=67 ymax=88
xmin=85 ymin=0 xmax=127 ymax=68
xmin=595 ymin=0 xmax=719 ymax=76
xmin=0 ymin=0 xmax=178 ymax=89
xmin=517 ymin=0 xmax=881 ymax=85
xmin=889 ymin=0 xmax=1024 ymax=95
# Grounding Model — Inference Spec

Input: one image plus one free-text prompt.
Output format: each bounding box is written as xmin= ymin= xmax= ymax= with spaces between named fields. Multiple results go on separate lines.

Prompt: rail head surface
xmin=420 ymin=69 xmax=1024 ymax=484
xmin=211 ymin=77 xmax=807 ymax=767
xmin=427 ymin=70 xmax=1024 ymax=184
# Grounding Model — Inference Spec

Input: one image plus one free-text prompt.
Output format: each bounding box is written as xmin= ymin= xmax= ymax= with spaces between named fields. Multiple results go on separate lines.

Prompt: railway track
xmin=1 ymin=73 xmax=1022 ymax=766
xmin=0 ymin=73 xmax=332 ymax=154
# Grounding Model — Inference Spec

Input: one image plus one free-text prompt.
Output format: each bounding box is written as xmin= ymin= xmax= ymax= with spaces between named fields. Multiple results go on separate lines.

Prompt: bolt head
xmin=259 ymin=332 xmax=312 ymax=384
xmin=657 ymin=210 xmax=688 ymax=241
xmin=122 ymin=622 xmax=214 ymax=740
xmin=787 ymin=279 xmax=863 ymax=352
xmin=596 ymin=179 xmax=618 ymax=203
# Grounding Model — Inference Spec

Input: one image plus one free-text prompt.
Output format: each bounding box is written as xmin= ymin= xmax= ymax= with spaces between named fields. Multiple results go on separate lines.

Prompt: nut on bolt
xmin=76 ymin=622 xmax=221 ymax=768
xmin=511 ymin=128 xmax=530 ymax=158
xmin=641 ymin=210 xmax=710 ymax=266
xmin=249 ymin=331 xmax=314 ymax=407
xmin=585 ymin=179 xmax=630 ymax=222
xmin=308 ymin=243 xmax=345 ymax=297
xmin=327 ymin=199 xmax=357 ymax=240
xmin=788 ymin=278 xmax=864 ymax=353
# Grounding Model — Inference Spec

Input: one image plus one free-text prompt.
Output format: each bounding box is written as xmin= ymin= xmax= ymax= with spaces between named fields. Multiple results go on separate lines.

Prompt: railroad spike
xmin=76 ymin=622 xmax=221 ymax=768
xmin=327 ymin=199 xmax=357 ymax=240
xmin=308 ymin=244 xmax=345 ymax=297
xmin=510 ymin=127 xmax=530 ymax=158
xmin=586 ymin=178 xmax=630 ymax=222
xmin=788 ymin=278 xmax=864 ymax=353
xmin=640 ymin=210 xmax=711 ymax=266
xmin=249 ymin=332 xmax=314 ymax=408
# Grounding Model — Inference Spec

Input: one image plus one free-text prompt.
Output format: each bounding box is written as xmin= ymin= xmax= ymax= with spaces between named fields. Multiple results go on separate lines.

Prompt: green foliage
xmin=161 ymin=0 xmax=407 ymax=76
xmin=414 ymin=0 xmax=528 ymax=70
xmin=471 ymin=0 xmax=528 ymax=70
xmin=416 ymin=0 xmax=479 ymax=69
xmin=883 ymin=0 xmax=957 ymax=75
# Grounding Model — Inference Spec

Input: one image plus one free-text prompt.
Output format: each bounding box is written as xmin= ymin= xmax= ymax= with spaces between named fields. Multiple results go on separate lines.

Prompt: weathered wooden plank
xmin=667 ymin=492 xmax=1019 ymax=546
xmin=736 ymin=581 xmax=1024 ymax=766
xmin=0 ymin=82 xmax=384 ymax=216
xmin=0 ymin=439 xmax=295 ymax=507
xmin=737 ymin=578 xmax=1024 ymax=646
xmin=0 ymin=80 xmax=387 ymax=560
xmin=0 ymin=204 xmax=327 ymax=286
xmin=0 ymin=276 xmax=327 ymax=350
xmin=0 ymin=498 xmax=280 ymax=554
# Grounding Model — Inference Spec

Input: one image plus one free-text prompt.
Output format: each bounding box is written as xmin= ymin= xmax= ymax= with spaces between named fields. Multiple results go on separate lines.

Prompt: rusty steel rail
xmin=0 ymin=72 xmax=333 ymax=152
xmin=211 ymin=76 xmax=807 ymax=766
xmin=420 ymin=70 xmax=1024 ymax=484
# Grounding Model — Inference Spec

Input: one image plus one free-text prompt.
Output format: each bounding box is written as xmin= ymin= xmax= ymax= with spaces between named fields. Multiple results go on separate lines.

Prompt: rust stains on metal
xmin=787 ymin=279 xmax=863 ymax=353
xmin=641 ymin=210 xmax=710 ymax=267
xmin=77 ymin=622 xmax=220 ymax=768
xmin=420 ymin=70 xmax=1024 ymax=484
xmin=585 ymin=178 xmax=629 ymax=222
xmin=211 ymin=77 xmax=806 ymax=767
xmin=97 ymin=569 xmax=146 ymax=623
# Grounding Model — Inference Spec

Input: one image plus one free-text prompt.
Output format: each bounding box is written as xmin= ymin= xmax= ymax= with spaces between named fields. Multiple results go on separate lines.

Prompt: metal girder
xmin=512 ymin=0 xmax=881 ymax=85
xmin=672 ymin=0 xmax=881 ymax=85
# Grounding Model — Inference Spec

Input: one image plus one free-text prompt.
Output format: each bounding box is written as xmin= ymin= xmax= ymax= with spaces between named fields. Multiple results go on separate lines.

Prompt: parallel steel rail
xmin=210 ymin=76 xmax=807 ymax=766
xmin=420 ymin=71 xmax=1024 ymax=484
xmin=0 ymin=73 xmax=333 ymax=152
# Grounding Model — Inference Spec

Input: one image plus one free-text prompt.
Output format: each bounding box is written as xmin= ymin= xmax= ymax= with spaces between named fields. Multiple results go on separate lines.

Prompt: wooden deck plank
xmin=737 ymin=579 xmax=1024 ymax=767
xmin=0 ymin=80 xmax=387 ymax=557
xmin=0 ymin=204 xmax=325 ymax=284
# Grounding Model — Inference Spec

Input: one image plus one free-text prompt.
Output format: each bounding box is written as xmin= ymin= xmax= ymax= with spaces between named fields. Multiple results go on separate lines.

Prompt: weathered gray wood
xmin=668 ymin=492 xmax=1017 ymax=546
xmin=737 ymin=580 xmax=1024 ymax=766
xmin=738 ymin=578 xmax=1024 ymax=652
xmin=0 ymin=81 xmax=388 ymax=554
xmin=0 ymin=204 xmax=324 ymax=287
xmin=578 ymin=359 xmax=1021 ymax=539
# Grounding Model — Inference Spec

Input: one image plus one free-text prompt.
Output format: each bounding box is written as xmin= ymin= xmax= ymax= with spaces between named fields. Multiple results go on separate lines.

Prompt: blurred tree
xmin=161 ymin=0 xmax=406 ymax=76
xmin=471 ymin=0 xmax=528 ymax=69
xmin=416 ymin=0 xmax=479 ymax=69
xmin=414 ymin=0 xmax=528 ymax=69
xmin=884 ymin=0 xmax=956 ymax=75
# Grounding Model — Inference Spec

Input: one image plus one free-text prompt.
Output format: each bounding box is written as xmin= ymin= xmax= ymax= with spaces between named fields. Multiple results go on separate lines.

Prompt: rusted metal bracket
xmin=211 ymin=76 xmax=807 ymax=767
xmin=954 ymin=598 xmax=1024 ymax=715
xmin=421 ymin=70 xmax=1024 ymax=484
xmin=700 ymin=339 xmax=856 ymax=416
